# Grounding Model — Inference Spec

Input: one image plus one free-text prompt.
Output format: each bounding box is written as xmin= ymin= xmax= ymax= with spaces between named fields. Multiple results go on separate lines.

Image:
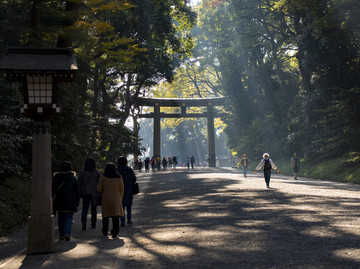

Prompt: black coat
xmin=52 ymin=171 xmax=80 ymax=212
xmin=117 ymin=165 xmax=137 ymax=207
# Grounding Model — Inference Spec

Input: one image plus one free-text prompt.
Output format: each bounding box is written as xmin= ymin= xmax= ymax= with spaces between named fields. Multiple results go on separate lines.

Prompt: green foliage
xmin=0 ymin=0 xmax=31 ymax=46
xmin=0 ymin=0 xmax=197 ymax=174
xmin=0 ymin=80 xmax=32 ymax=178
xmin=0 ymin=0 xmax=198 ymax=234
xmin=0 ymin=177 xmax=31 ymax=235
xmin=194 ymin=0 xmax=360 ymax=163
xmin=194 ymin=0 xmax=297 ymax=159
xmin=68 ymin=0 xmax=197 ymax=166
xmin=276 ymin=152 xmax=360 ymax=185
xmin=51 ymin=82 xmax=93 ymax=171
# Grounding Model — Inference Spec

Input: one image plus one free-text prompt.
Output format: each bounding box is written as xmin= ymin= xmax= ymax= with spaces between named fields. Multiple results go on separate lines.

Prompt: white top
xmin=255 ymin=158 xmax=278 ymax=171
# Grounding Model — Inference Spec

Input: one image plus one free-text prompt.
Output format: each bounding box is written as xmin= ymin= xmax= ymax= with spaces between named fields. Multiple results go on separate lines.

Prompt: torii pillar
xmin=136 ymin=97 xmax=225 ymax=168
xmin=207 ymin=104 xmax=216 ymax=167
xmin=153 ymin=103 xmax=161 ymax=158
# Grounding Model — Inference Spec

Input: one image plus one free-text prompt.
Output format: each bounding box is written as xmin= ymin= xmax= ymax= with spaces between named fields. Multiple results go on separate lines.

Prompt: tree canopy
xmin=1 ymin=0 xmax=360 ymax=178
xmin=0 ymin=0 xmax=196 ymax=176
xmin=184 ymin=0 xmax=360 ymax=162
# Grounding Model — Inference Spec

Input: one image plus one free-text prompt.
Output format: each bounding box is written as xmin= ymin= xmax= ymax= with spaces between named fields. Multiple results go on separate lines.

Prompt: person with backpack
xmin=254 ymin=153 xmax=279 ymax=188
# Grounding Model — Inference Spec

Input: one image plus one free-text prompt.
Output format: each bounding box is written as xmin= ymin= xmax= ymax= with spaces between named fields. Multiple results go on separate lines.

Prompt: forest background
xmin=1 ymin=0 xmax=360 ymax=234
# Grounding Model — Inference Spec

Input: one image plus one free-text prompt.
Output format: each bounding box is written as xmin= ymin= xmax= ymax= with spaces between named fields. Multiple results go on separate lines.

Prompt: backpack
xmin=264 ymin=159 xmax=272 ymax=171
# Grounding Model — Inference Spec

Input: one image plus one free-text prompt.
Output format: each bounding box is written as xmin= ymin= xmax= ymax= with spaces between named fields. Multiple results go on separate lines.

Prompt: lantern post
xmin=0 ymin=47 xmax=77 ymax=254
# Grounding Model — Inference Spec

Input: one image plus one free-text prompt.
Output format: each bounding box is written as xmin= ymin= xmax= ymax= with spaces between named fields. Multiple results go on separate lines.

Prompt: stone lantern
xmin=0 ymin=47 xmax=77 ymax=254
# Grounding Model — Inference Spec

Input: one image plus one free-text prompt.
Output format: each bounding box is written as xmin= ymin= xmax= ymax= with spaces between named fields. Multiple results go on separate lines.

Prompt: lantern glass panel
xmin=27 ymin=75 xmax=53 ymax=104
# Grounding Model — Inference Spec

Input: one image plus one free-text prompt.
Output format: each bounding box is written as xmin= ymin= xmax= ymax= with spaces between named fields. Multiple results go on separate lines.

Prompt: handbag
xmin=52 ymin=180 xmax=66 ymax=214
xmin=94 ymin=193 xmax=102 ymax=206
xmin=133 ymin=183 xmax=139 ymax=195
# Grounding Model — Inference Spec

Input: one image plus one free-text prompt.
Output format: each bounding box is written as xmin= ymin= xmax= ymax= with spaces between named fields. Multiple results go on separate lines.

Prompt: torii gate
xmin=135 ymin=97 xmax=226 ymax=167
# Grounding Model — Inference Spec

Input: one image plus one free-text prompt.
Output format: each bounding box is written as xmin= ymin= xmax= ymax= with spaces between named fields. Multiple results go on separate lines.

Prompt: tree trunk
xmin=30 ymin=0 xmax=43 ymax=46
xmin=90 ymin=65 xmax=100 ymax=152
xmin=57 ymin=0 xmax=81 ymax=48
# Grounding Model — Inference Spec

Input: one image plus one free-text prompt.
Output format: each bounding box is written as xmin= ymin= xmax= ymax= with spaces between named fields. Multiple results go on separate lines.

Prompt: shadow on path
xmin=122 ymin=168 xmax=360 ymax=268
xmin=1 ymin=168 xmax=359 ymax=268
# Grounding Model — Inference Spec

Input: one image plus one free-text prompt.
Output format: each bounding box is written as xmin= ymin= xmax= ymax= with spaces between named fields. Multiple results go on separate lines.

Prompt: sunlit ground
xmin=3 ymin=168 xmax=360 ymax=268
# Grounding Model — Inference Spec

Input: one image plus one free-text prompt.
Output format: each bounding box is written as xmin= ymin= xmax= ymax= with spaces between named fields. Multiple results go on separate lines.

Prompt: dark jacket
xmin=78 ymin=170 xmax=100 ymax=197
xmin=117 ymin=165 xmax=137 ymax=207
xmin=52 ymin=171 xmax=80 ymax=212
xmin=291 ymin=157 xmax=300 ymax=168
xmin=240 ymin=158 xmax=250 ymax=167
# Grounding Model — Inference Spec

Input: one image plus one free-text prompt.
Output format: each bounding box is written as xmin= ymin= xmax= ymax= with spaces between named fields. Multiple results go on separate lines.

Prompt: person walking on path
xmin=151 ymin=156 xmax=156 ymax=171
xmin=291 ymin=152 xmax=300 ymax=180
xmin=117 ymin=156 xmax=137 ymax=227
xmin=240 ymin=154 xmax=250 ymax=177
xmin=156 ymin=155 xmax=161 ymax=171
xmin=190 ymin=155 xmax=195 ymax=169
xmin=254 ymin=153 xmax=279 ymax=188
xmin=52 ymin=161 xmax=80 ymax=241
xmin=144 ymin=157 xmax=150 ymax=172
xmin=78 ymin=158 xmax=100 ymax=231
xmin=162 ymin=157 xmax=168 ymax=170
xmin=172 ymin=156 xmax=178 ymax=169
xmin=138 ymin=159 xmax=143 ymax=172
xmin=97 ymin=163 xmax=124 ymax=238
xmin=186 ymin=157 xmax=190 ymax=169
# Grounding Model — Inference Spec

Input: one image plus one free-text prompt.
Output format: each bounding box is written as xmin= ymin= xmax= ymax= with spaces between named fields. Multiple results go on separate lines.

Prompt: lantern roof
xmin=0 ymin=47 xmax=77 ymax=76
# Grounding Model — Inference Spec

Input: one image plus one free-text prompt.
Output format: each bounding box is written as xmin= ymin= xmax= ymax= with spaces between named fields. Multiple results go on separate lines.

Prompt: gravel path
xmin=1 ymin=168 xmax=359 ymax=268
xmin=121 ymin=168 xmax=360 ymax=268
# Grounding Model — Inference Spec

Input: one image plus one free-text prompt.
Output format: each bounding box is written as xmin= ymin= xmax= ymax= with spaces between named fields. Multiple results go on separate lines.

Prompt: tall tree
xmin=0 ymin=0 xmax=197 ymax=173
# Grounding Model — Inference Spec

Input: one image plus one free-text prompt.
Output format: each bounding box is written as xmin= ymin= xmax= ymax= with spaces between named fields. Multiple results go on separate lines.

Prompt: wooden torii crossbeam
xmin=135 ymin=97 xmax=227 ymax=167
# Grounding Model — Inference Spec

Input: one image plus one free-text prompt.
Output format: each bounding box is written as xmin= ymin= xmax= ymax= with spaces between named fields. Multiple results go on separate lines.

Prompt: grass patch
xmin=0 ymin=177 xmax=31 ymax=235
xmin=276 ymin=152 xmax=360 ymax=184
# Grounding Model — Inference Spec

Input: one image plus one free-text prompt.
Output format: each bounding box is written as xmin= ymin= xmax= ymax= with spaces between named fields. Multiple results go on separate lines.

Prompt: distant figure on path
xmin=151 ymin=156 xmax=156 ymax=171
xmin=254 ymin=153 xmax=279 ymax=188
xmin=162 ymin=157 xmax=168 ymax=170
xmin=186 ymin=157 xmax=190 ymax=169
xmin=240 ymin=154 xmax=250 ymax=177
xmin=190 ymin=155 xmax=195 ymax=169
xmin=97 ymin=163 xmax=124 ymax=238
xmin=156 ymin=155 xmax=161 ymax=171
xmin=144 ymin=157 xmax=150 ymax=172
xmin=117 ymin=156 xmax=137 ymax=226
xmin=138 ymin=159 xmax=143 ymax=172
xmin=172 ymin=156 xmax=177 ymax=169
xmin=134 ymin=159 xmax=139 ymax=170
xmin=52 ymin=161 xmax=80 ymax=241
xmin=78 ymin=157 xmax=100 ymax=230
xmin=291 ymin=152 xmax=300 ymax=180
